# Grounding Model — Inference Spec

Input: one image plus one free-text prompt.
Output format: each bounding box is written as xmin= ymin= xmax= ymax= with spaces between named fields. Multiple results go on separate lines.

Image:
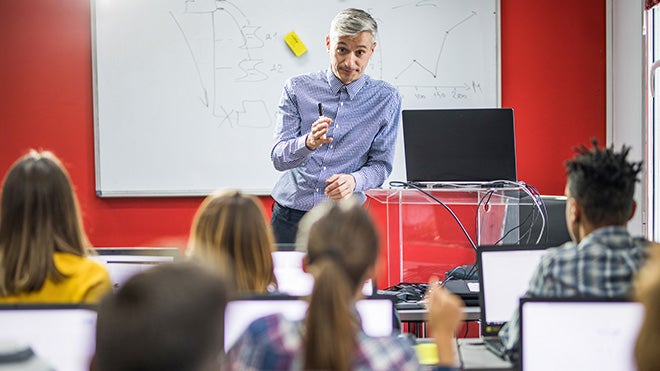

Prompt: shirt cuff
xmin=295 ymin=135 xmax=313 ymax=155
xmin=351 ymin=171 xmax=364 ymax=192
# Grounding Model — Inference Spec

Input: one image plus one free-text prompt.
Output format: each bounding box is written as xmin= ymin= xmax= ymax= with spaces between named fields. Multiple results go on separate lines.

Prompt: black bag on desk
xmin=443 ymin=279 xmax=480 ymax=306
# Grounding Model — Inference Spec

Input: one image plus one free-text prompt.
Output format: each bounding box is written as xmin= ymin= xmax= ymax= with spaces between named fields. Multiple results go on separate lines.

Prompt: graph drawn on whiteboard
xmin=168 ymin=0 xmax=497 ymax=116
xmin=92 ymin=0 xmax=498 ymax=196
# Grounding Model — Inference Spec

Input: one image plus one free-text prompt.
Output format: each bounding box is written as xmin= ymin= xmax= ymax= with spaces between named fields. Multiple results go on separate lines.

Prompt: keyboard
xmin=483 ymin=337 xmax=508 ymax=360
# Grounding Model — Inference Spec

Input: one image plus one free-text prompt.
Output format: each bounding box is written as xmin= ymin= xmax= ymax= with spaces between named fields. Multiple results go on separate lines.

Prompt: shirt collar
xmin=578 ymin=225 xmax=632 ymax=249
xmin=326 ymin=69 xmax=368 ymax=99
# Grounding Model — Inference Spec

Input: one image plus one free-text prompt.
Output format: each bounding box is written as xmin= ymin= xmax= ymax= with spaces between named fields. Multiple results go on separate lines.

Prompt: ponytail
xmin=304 ymin=258 xmax=358 ymax=371
xmin=297 ymin=199 xmax=380 ymax=370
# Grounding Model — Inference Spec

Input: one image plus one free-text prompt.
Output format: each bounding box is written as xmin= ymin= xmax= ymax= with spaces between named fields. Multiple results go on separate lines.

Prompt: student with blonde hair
xmin=226 ymin=198 xmax=463 ymax=370
xmin=0 ymin=150 xmax=111 ymax=303
xmin=634 ymin=243 xmax=660 ymax=371
xmin=188 ymin=189 xmax=277 ymax=293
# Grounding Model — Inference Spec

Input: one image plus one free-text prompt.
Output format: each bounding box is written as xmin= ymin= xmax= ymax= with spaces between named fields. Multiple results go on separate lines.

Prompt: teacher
xmin=270 ymin=8 xmax=402 ymax=244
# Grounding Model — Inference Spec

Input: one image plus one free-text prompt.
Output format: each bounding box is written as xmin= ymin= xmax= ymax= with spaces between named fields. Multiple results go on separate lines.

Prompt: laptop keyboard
xmin=483 ymin=337 xmax=508 ymax=360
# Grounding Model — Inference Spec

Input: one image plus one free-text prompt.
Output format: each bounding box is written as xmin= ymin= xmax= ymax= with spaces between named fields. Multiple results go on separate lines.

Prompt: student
xmin=188 ymin=189 xmax=277 ymax=293
xmin=0 ymin=150 xmax=111 ymax=303
xmin=270 ymin=8 xmax=402 ymax=244
xmin=499 ymin=140 xmax=649 ymax=356
xmin=91 ymin=261 xmax=230 ymax=371
xmin=226 ymin=198 xmax=463 ymax=371
xmin=634 ymin=243 xmax=660 ymax=371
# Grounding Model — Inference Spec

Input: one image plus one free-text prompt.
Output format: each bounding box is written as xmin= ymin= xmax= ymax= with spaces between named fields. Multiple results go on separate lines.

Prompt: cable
xmin=389 ymin=181 xmax=476 ymax=250
xmin=388 ymin=180 xmax=546 ymax=282
xmin=491 ymin=180 xmax=547 ymax=245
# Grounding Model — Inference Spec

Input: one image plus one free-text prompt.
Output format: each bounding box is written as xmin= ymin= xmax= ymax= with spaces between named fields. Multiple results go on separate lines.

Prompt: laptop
xmin=519 ymin=298 xmax=643 ymax=371
xmin=476 ymin=244 xmax=550 ymax=359
xmin=401 ymin=108 xmax=517 ymax=186
xmin=224 ymin=296 xmax=395 ymax=352
xmin=0 ymin=304 xmax=97 ymax=371
xmin=91 ymin=247 xmax=181 ymax=291
xmin=271 ymin=250 xmax=374 ymax=297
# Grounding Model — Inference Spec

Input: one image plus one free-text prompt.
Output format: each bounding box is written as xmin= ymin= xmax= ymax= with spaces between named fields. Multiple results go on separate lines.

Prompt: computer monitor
xmin=91 ymin=247 xmax=181 ymax=291
xmin=224 ymin=296 xmax=394 ymax=352
xmin=520 ymin=298 xmax=643 ymax=371
xmin=402 ymin=108 xmax=517 ymax=184
xmin=476 ymin=245 xmax=550 ymax=337
xmin=271 ymin=251 xmax=374 ymax=296
xmin=518 ymin=195 xmax=571 ymax=246
xmin=0 ymin=305 xmax=97 ymax=371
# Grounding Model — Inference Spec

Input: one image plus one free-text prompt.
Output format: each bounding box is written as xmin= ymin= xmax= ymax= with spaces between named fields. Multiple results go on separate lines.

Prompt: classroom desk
xmin=398 ymin=306 xmax=481 ymax=340
xmin=397 ymin=306 xmax=481 ymax=322
xmin=457 ymin=339 xmax=515 ymax=371
xmin=416 ymin=338 xmax=515 ymax=371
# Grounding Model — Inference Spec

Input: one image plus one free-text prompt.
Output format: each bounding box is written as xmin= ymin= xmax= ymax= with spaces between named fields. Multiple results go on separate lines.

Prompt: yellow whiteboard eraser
xmin=284 ymin=31 xmax=307 ymax=57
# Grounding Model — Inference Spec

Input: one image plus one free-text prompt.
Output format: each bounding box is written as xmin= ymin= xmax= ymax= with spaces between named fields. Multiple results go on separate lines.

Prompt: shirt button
xmin=329 ymin=145 xmax=333 ymax=149
xmin=340 ymin=102 xmax=344 ymax=106
xmin=323 ymin=166 xmax=326 ymax=170
xmin=316 ymin=188 xmax=319 ymax=192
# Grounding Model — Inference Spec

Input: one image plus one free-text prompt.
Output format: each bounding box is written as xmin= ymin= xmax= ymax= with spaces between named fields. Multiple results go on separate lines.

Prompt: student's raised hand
xmin=425 ymin=277 xmax=465 ymax=366
xmin=306 ymin=117 xmax=333 ymax=150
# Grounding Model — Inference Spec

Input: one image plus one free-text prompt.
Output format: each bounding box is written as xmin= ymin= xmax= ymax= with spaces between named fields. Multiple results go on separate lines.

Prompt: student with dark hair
xmin=499 ymin=139 xmax=649 ymax=355
xmin=226 ymin=198 xmax=464 ymax=371
xmin=187 ymin=189 xmax=277 ymax=293
xmin=91 ymin=262 xmax=230 ymax=371
xmin=0 ymin=150 xmax=111 ymax=303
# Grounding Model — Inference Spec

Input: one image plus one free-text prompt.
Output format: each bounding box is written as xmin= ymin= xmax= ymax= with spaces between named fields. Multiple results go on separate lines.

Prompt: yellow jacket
xmin=0 ymin=252 xmax=112 ymax=304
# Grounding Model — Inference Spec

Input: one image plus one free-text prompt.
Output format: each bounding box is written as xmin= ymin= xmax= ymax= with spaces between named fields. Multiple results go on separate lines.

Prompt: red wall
xmin=0 ymin=1 xmax=605 ymax=281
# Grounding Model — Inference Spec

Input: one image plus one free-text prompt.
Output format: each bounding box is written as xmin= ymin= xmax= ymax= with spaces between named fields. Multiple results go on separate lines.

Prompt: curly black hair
xmin=565 ymin=139 xmax=643 ymax=225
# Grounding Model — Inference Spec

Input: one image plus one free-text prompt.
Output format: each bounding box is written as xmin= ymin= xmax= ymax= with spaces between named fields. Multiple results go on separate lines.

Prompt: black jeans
xmin=270 ymin=202 xmax=308 ymax=245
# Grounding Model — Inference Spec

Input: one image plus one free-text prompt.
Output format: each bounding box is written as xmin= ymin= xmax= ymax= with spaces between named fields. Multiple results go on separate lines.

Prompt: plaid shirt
xmin=499 ymin=226 xmax=649 ymax=351
xmin=224 ymin=312 xmax=424 ymax=370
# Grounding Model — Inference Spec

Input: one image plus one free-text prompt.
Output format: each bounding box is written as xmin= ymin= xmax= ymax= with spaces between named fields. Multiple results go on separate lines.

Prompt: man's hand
xmin=324 ymin=174 xmax=356 ymax=200
xmin=306 ymin=117 xmax=333 ymax=150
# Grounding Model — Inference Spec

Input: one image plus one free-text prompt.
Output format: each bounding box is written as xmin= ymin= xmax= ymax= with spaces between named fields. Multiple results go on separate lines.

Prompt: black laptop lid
xmin=402 ymin=108 xmax=516 ymax=183
xmin=476 ymin=244 xmax=550 ymax=337
xmin=519 ymin=298 xmax=643 ymax=371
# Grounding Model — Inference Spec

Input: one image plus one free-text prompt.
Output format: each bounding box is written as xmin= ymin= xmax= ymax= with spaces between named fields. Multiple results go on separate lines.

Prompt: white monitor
xmin=476 ymin=245 xmax=549 ymax=336
xmin=520 ymin=299 xmax=643 ymax=371
xmin=91 ymin=248 xmax=180 ymax=291
xmin=271 ymin=251 xmax=373 ymax=296
xmin=0 ymin=305 xmax=97 ymax=371
xmin=224 ymin=297 xmax=394 ymax=352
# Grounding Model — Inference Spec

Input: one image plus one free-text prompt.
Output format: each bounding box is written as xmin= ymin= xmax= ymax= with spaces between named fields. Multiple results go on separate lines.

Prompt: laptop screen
xmin=271 ymin=251 xmax=373 ymax=297
xmin=401 ymin=108 xmax=516 ymax=183
xmin=520 ymin=299 xmax=643 ymax=371
xmin=477 ymin=245 xmax=549 ymax=336
xmin=224 ymin=297 xmax=394 ymax=352
xmin=91 ymin=248 xmax=181 ymax=291
xmin=0 ymin=305 xmax=97 ymax=371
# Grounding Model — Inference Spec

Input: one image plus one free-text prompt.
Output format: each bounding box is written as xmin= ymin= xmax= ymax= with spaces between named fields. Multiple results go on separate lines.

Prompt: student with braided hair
xmin=226 ymin=198 xmax=463 ymax=370
xmin=498 ymin=139 xmax=650 ymax=359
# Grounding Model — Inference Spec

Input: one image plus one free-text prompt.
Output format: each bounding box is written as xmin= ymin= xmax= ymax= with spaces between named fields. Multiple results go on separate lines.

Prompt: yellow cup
xmin=414 ymin=343 xmax=439 ymax=365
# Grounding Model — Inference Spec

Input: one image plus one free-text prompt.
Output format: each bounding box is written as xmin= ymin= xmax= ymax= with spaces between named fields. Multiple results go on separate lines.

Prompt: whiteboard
xmin=92 ymin=0 xmax=499 ymax=196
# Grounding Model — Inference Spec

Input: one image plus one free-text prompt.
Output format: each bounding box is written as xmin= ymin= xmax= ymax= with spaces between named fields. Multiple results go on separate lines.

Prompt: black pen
xmin=318 ymin=103 xmax=323 ymax=117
